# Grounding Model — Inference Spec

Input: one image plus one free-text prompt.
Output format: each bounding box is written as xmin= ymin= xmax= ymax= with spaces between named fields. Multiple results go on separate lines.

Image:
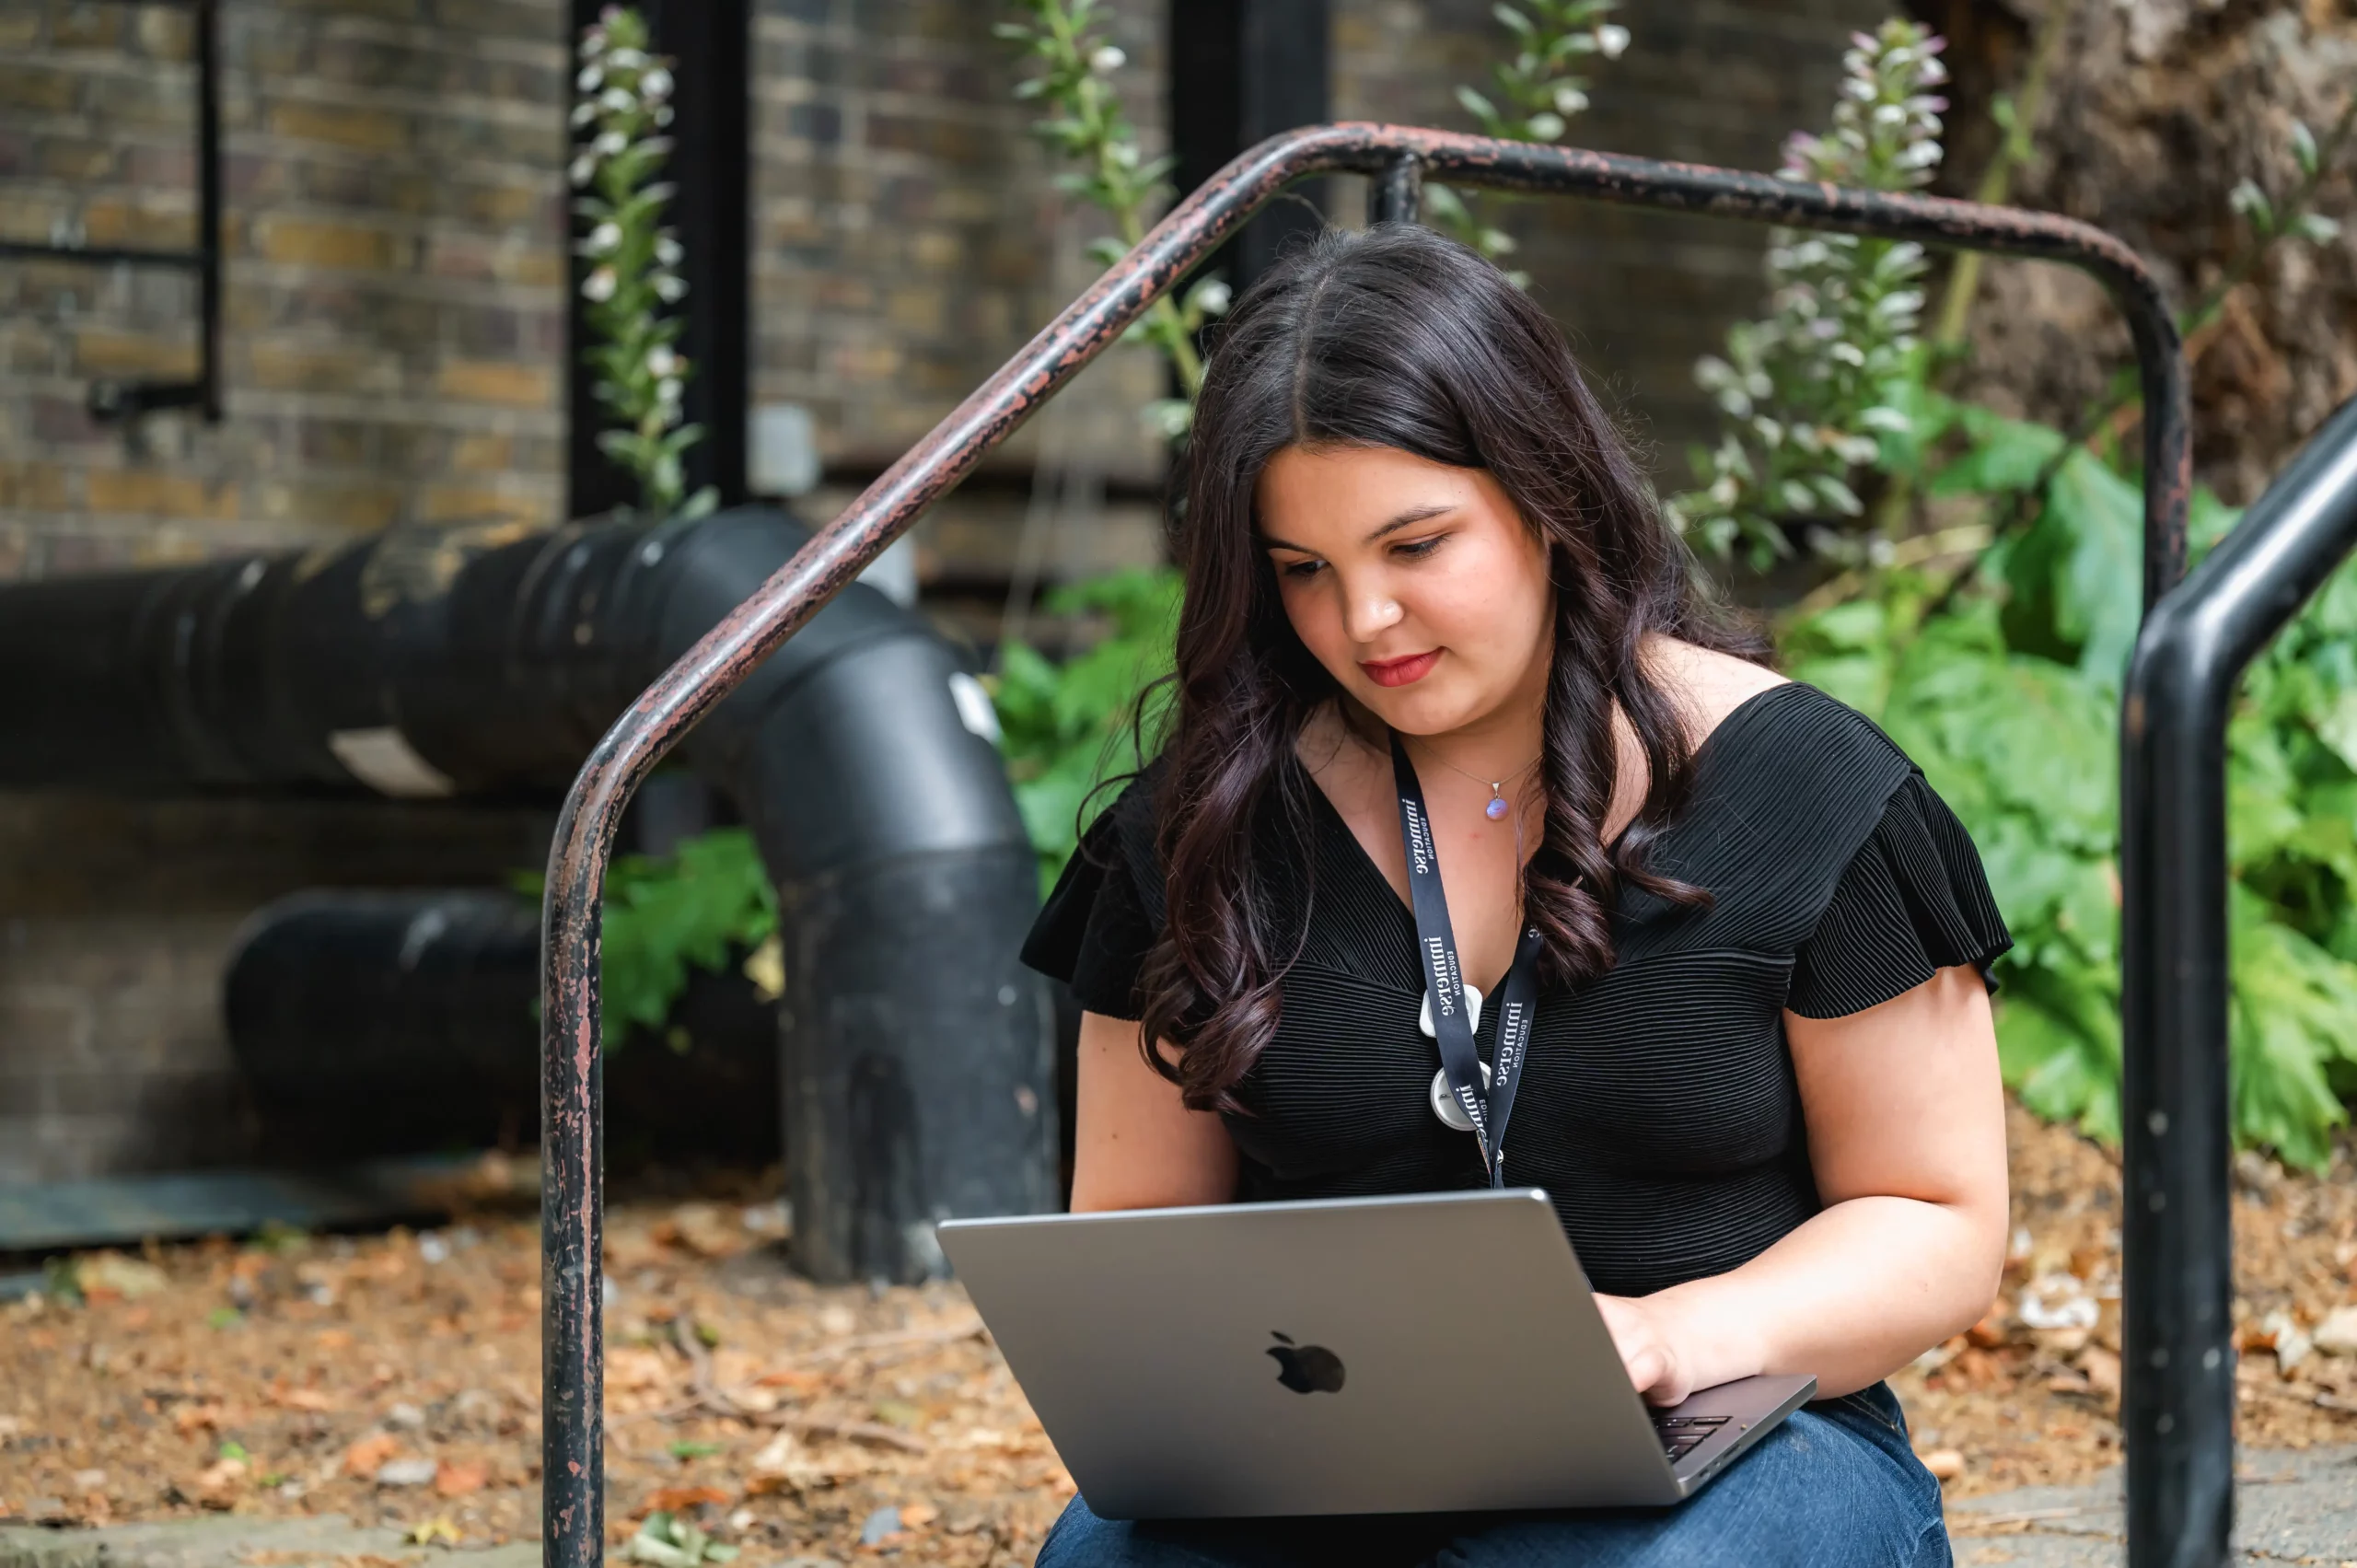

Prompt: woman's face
xmin=1257 ymin=443 xmax=1554 ymax=738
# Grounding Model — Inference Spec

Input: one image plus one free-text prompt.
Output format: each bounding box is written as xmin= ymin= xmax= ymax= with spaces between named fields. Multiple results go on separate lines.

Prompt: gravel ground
xmin=2 ymin=1103 xmax=2353 ymax=1562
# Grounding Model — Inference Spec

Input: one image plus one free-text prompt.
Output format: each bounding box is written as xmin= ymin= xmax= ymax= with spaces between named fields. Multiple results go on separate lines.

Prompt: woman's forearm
xmin=1643 ymin=1192 xmax=2006 ymax=1400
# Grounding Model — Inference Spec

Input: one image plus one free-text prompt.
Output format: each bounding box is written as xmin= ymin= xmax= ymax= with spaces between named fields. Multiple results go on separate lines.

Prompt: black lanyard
xmin=1391 ymin=734 xmax=1543 ymax=1185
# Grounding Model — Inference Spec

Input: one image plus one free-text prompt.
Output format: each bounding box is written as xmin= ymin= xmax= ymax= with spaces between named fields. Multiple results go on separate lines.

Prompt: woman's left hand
xmin=1593 ymin=1293 xmax=1697 ymax=1406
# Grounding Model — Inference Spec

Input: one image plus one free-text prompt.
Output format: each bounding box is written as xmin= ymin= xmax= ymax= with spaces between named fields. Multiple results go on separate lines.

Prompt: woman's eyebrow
xmin=1364 ymin=503 xmax=1455 ymax=543
xmin=1257 ymin=503 xmax=1456 ymax=556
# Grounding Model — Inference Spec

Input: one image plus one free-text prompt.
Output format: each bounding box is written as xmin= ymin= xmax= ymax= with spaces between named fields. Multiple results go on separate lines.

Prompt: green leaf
xmin=2186 ymin=484 xmax=2244 ymax=562
xmin=2291 ymin=119 xmax=2320 ymax=178
xmin=1455 ymin=85 xmax=1500 ymax=124
xmin=595 ymin=826 xmax=777 ymax=1044
xmin=1926 ymin=405 xmax=2065 ymax=495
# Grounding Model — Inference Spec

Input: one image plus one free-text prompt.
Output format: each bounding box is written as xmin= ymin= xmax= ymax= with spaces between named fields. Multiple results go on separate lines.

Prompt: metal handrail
xmin=2119 ymin=394 xmax=2357 ymax=1568
xmin=537 ymin=122 xmax=2192 ymax=1568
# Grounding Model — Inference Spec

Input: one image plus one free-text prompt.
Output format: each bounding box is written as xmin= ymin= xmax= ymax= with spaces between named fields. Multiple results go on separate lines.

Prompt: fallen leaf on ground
xmin=75 ymin=1253 xmax=169 ymax=1302
xmin=172 ymin=1403 xmax=226 ymax=1435
xmin=342 ymin=1434 xmax=401 ymax=1478
xmin=408 ymin=1516 xmax=462 ymax=1547
xmin=654 ymin=1205 xmax=742 ymax=1260
xmin=1920 ymin=1448 xmax=1967 ymax=1482
xmin=376 ymin=1458 xmax=438 ymax=1488
xmin=269 ymin=1383 xmax=337 ymax=1413
xmin=2313 ymin=1306 xmax=2357 ymax=1357
xmin=608 ymin=1347 xmax=674 ymax=1393
xmin=644 ymin=1485 xmax=731 ymax=1515
xmin=2078 ymin=1345 xmax=2122 ymax=1399
xmin=433 ymin=1462 xmax=488 ymax=1497
xmin=192 ymin=1456 xmax=247 ymax=1505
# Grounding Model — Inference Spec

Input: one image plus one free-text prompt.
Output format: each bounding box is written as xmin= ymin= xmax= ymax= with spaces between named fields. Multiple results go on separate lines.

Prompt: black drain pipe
xmin=222 ymin=889 xmax=781 ymax=1169
xmin=0 ymin=505 xmax=1059 ymax=1283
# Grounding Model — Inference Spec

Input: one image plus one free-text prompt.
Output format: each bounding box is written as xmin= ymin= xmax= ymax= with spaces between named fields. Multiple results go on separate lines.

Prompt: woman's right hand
xmin=1593 ymin=1292 xmax=1700 ymax=1407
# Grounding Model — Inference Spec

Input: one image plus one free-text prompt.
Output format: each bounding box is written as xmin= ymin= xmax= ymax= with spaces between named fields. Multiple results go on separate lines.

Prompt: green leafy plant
xmin=1666 ymin=20 xmax=1946 ymax=567
xmin=998 ymin=0 xmax=1230 ymax=437
xmin=981 ymin=5 xmax=1202 ymax=889
xmin=1642 ymin=17 xmax=2357 ymax=1159
xmin=989 ymin=567 xmax=1181 ymax=888
xmin=571 ymin=6 xmax=714 ymax=521
xmin=1785 ymin=392 xmax=2357 ymax=1168
xmin=1426 ymin=0 xmax=1628 ymax=276
xmin=517 ymin=825 xmax=777 ymax=1046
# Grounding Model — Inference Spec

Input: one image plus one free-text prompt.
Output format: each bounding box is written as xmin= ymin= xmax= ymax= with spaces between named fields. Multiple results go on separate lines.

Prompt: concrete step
xmin=1946 ymin=1444 xmax=2357 ymax=1566
xmin=0 ymin=1516 xmax=539 ymax=1568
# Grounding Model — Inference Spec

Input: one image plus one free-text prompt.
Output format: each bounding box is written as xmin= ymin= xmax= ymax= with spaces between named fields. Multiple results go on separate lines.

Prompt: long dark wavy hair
xmin=1136 ymin=223 xmax=1766 ymax=1112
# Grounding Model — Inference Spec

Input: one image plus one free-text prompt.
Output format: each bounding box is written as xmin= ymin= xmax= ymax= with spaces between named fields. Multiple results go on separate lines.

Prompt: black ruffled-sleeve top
xmin=1021 ymin=682 xmax=2011 ymax=1297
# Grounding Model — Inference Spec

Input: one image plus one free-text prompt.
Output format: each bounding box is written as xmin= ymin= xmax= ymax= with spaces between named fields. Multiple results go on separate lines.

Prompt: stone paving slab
xmin=0 ymin=1516 xmax=538 ymax=1568
xmin=1947 ymin=1446 xmax=2357 ymax=1566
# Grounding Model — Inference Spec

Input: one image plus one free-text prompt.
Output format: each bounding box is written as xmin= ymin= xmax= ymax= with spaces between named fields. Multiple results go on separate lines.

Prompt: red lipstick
xmin=1359 ymin=650 xmax=1441 ymax=688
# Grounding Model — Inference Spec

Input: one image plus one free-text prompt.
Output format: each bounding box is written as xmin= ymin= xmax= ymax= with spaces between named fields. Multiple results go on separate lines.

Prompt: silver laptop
xmin=936 ymin=1188 xmax=1815 ymax=1520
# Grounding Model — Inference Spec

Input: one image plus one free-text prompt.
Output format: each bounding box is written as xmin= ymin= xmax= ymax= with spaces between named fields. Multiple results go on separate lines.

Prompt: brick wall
xmin=0 ymin=0 xmax=571 ymax=581
xmin=0 ymin=795 xmax=553 ymax=1183
xmin=2 ymin=0 xmax=1887 ymax=587
xmin=1334 ymin=0 xmax=1886 ymax=465
xmin=0 ymin=0 xmax=1884 ymax=1181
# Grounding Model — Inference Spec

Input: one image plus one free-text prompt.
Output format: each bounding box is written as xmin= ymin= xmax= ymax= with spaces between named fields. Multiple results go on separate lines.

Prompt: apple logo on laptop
xmin=1267 ymin=1332 xmax=1345 ymax=1394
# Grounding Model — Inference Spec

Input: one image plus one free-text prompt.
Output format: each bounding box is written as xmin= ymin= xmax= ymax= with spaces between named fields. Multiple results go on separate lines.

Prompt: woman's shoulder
xmin=1085 ymin=760 xmax=1169 ymax=885
xmin=1650 ymin=639 xmax=1793 ymax=744
xmin=1653 ymin=660 xmax=1922 ymax=895
xmin=1019 ymin=761 xmax=1169 ymax=1016
xmin=1705 ymin=680 xmax=1910 ymax=780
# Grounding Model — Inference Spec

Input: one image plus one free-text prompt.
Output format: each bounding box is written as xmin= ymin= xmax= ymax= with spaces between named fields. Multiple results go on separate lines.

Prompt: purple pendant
xmin=1484 ymin=795 xmax=1510 ymax=820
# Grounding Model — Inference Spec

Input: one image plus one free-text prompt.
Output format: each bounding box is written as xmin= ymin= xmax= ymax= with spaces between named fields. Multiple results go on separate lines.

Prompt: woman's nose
xmin=1341 ymin=577 xmax=1404 ymax=644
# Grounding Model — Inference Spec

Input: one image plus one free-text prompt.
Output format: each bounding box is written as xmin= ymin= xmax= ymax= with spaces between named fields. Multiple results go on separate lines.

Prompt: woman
xmin=1023 ymin=225 xmax=2007 ymax=1567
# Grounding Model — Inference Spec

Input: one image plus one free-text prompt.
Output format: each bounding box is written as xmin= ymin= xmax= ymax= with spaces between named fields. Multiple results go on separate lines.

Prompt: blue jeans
xmin=1035 ymin=1383 xmax=1949 ymax=1567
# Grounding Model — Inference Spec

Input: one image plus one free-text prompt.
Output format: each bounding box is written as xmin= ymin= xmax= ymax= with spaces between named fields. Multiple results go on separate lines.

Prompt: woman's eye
xmin=1276 ymin=558 xmax=1324 ymax=580
xmin=1392 ymin=534 xmax=1446 ymax=560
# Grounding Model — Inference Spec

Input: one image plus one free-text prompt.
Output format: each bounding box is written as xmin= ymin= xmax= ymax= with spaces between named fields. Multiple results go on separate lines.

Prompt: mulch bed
xmin=3 ymin=1103 xmax=2354 ymax=1562
xmin=1897 ymin=1102 xmax=2357 ymax=1503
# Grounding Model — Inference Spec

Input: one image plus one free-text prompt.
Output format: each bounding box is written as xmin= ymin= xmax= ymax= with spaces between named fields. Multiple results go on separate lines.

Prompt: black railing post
xmin=538 ymin=123 xmax=2191 ymax=1568
xmin=2119 ymin=394 xmax=2357 ymax=1568
xmin=1369 ymin=152 xmax=1422 ymax=225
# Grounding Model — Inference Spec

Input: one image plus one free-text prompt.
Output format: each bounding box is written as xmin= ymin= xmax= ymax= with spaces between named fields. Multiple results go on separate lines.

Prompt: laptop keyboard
xmin=1653 ymin=1413 xmax=1730 ymax=1464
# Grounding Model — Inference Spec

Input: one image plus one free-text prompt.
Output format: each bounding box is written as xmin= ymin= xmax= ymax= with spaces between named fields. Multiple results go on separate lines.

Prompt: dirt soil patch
xmin=3 ymin=1104 xmax=2354 ymax=1561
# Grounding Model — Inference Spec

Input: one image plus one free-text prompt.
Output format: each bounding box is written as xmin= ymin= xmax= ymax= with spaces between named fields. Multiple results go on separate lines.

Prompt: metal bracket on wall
xmin=0 ymin=0 xmax=221 ymax=423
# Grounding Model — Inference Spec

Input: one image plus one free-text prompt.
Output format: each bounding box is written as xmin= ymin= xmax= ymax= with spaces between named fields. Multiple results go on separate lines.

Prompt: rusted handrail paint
xmin=541 ymin=122 xmax=2191 ymax=1568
